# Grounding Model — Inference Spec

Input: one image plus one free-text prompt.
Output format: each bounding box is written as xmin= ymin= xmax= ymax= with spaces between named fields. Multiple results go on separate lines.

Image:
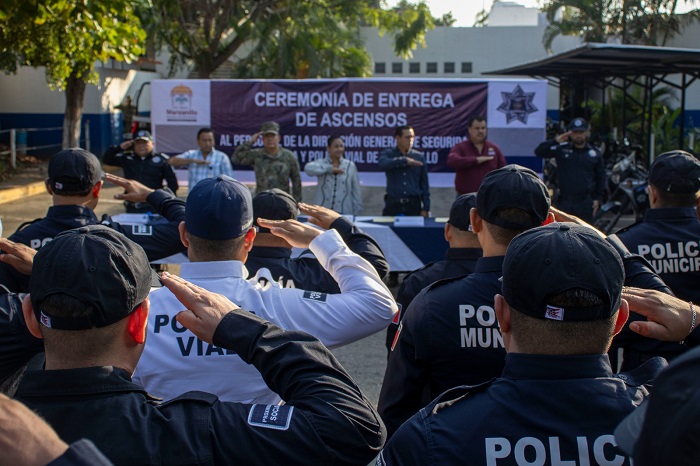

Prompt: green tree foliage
xmin=542 ymin=0 xmax=700 ymax=52
xmin=0 ymin=1 xmax=146 ymax=147
xmin=148 ymin=0 xmax=443 ymax=79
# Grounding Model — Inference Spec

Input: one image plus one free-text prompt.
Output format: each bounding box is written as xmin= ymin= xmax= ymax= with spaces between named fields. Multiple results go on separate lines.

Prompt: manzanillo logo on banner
xmin=151 ymin=80 xmax=211 ymax=126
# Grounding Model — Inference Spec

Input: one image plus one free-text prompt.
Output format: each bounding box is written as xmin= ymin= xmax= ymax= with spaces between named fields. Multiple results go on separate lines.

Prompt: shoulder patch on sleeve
xmin=131 ymin=224 xmax=153 ymax=236
xmin=247 ymin=404 xmax=294 ymax=430
xmin=303 ymin=290 xmax=327 ymax=303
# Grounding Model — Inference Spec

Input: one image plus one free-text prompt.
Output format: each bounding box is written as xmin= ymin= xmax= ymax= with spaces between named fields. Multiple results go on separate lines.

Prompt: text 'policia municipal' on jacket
xmin=378 ymin=256 xmax=506 ymax=438
xmin=15 ymin=309 xmax=386 ymax=466
xmin=614 ymin=207 xmax=700 ymax=304
xmin=377 ymin=353 xmax=666 ymax=466
xmin=245 ymin=216 xmax=389 ymax=292
xmin=534 ymin=139 xmax=606 ymax=200
xmin=385 ymin=247 xmax=482 ymax=353
xmin=102 ymin=146 xmax=179 ymax=193
xmin=606 ymin=232 xmax=691 ymax=371
xmin=0 ymin=190 xmax=186 ymax=293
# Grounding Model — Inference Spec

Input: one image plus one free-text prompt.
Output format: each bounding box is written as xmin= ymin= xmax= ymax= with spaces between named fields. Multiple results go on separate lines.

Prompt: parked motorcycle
xmin=593 ymin=145 xmax=649 ymax=234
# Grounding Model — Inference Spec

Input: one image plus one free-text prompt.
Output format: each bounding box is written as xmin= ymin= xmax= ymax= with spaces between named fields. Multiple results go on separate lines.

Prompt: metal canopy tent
xmin=486 ymin=43 xmax=700 ymax=159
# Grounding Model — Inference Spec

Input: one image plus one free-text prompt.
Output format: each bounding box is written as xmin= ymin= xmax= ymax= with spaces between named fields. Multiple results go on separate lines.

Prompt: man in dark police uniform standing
xmin=377 ymin=223 xmax=664 ymax=465
xmin=535 ymin=117 xmax=606 ymax=222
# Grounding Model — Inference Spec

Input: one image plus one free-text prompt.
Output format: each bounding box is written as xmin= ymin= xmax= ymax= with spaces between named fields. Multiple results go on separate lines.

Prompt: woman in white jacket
xmin=304 ymin=135 xmax=362 ymax=215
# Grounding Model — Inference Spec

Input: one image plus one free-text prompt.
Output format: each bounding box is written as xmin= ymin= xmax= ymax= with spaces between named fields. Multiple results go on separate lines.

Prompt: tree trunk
xmin=62 ymin=74 xmax=86 ymax=149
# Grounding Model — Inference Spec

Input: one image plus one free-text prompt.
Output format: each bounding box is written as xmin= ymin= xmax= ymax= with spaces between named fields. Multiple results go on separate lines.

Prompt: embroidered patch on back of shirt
xmin=545 ymin=305 xmax=564 ymax=321
xmin=303 ymin=290 xmax=327 ymax=303
xmin=247 ymin=404 xmax=293 ymax=430
xmin=131 ymin=225 xmax=153 ymax=236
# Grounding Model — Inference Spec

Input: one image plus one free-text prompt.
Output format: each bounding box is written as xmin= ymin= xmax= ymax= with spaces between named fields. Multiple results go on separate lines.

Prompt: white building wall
xmin=362 ymin=25 xmax=581 ymax=112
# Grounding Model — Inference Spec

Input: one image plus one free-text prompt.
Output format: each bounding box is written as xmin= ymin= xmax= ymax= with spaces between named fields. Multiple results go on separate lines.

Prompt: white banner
xmin=487 ymin=80 xmax=547 ymax=129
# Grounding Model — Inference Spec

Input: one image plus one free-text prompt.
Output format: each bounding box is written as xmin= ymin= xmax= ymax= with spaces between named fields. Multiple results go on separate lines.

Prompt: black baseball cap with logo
xmin=30 ymin=225 xmax=159 ymax=330
xmin=48 ymin=148 xmax=104 ymax=196
xmin=567 ymin=118 xmax=589 ymax=131
xmin=502 ymin=223 xmax=624 ymax=322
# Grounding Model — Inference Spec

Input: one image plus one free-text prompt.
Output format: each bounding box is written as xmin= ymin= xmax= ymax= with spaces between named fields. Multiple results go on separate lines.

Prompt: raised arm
xmin=161 ymin=273 xmax=386 ymax=465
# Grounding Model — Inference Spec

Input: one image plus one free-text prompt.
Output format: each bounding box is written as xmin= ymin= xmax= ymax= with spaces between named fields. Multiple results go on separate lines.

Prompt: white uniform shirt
xmin=133 ymin=229 xmax=397 ymax=403
xmin=174 ymin=148 xmax=234 ymax=188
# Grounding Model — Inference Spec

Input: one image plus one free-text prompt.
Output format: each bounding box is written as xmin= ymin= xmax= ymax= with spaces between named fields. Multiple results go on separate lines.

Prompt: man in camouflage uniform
xmin=232 ymin=121 xmax=302 ymax=201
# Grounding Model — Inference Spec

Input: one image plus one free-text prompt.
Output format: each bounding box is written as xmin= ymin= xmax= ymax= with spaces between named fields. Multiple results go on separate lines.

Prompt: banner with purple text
xmin=151 ymin=79 xmax=547 ymax=187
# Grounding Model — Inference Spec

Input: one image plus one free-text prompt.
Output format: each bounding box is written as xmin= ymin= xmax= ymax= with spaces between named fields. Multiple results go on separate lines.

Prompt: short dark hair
xmin=483 ymin=208 xmax=533 ymax=245
xmin=187 ymin=233 xmax=246 ymax=261
xmin=468 ymin=116 xmax=486 ymax=127
xmin=197 ymin=128 xmax=214 ymax=140
xmin=38 ymin=294 xmax=124 ymax=359
xmin=327 ymin=135 xmax=343 ymax=147
xmin=394 ymin=125 xmax=414 ymax=137
xmin=652 ymin=186 xmax=698 ymax=208
xmin=509 ymin=288 xmax=616 ymax=355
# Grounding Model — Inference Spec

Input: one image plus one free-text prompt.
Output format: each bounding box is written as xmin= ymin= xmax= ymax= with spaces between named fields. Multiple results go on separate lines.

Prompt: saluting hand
xmin=299 ymin=202 xmax=340 ymax=230
xmin=0 ymin=238 xmax=36 ymax=275
xmin=106 ymin=173 xmax=155 ymax=203
xmin=555 ymin=131 xmax=571 ymax=144
xmin=257 ymin=218 xmax=322 ymax=248
xmin=162 ymin=272 xmax=240 ymax=344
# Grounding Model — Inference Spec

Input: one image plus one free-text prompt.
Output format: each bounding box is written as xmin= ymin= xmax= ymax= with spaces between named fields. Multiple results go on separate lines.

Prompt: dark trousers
xmin=557 ymin=195 xmax=593 ymax=223
xmin=382 ymin=196 xmax=421 ymax=216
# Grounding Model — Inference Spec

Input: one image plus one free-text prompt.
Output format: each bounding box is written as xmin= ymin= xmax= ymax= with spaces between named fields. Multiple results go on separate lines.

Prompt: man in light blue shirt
xmin=169 ymin=127 xmax=234 ymax=189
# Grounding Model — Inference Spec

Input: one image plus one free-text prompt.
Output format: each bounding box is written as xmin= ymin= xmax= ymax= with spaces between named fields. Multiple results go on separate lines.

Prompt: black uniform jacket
xmin=103 ymin=146 xmax=178 ymax=193
xmin=378 ymin=353 xmax=665 ymax=466
xmin=246 ymin=216 xmax=389 ymax=292
xmin=535 ymin=139 xmax=606 ymax=200
xmin=385 ymin=247 xmax=481 ymax=351
xmin=16 ymin=309 xmax=385 ymax=466
xmin=378 ymin=256 xmax=505 ymax=438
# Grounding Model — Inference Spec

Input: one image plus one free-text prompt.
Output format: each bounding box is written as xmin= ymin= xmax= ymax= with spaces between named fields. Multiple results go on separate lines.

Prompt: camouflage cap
xmin=260 ymin=121 xmax=280 ymax=135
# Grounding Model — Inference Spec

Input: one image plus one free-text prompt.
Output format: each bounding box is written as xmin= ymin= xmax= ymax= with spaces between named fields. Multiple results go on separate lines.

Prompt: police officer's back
xmin=615 ymin=150 xmax=700 ymax=305
xmin=102 ymin=130 xmax=178 ymax=213
xmin=246 ymin=189 xmax=388 ymax=291
xmin=535 ymin=118 xmax=606 ymax=222
xmin=378 ymin=165 xmax=551 ymax=438
xmin=377 ymin=224 xmax=665 ymax=465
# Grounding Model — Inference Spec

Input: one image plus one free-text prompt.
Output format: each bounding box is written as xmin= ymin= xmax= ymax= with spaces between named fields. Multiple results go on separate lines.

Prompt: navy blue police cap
xmin=648 ymin=150 xmax=700 ymax=193
xmin=476 ymin=164 xmax=550 ymax=230
xmin=185 ymin=175 xmax=253 ymax=240
xmin=448 ymin=193 xmax=477 ymax=231
xmin=48 ymin=148 xmax=104 ymax=195
xmin=253 ymin=188 xmax=298 ymax=234
xmin=502 ymin=223 xmax=624 ymax=322
xmin=567 ymin=118 xmax=588 ymax=131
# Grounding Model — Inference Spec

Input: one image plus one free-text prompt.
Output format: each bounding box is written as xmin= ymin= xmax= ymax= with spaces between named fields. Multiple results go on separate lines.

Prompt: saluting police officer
xmin=0 ymin=149 xmax=186 ymax=292
xmin=535 ymin=117 xmax=606 ymax=222
xmin=378 ymin=165 xmax=551 ymax=438
xmin=377 ymin=224 xmax=665 ymax=465
xmin=102 ymin=130 xmax=179 ymax=213
xmin=246 ymin=189 xmax=388 ymax=291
